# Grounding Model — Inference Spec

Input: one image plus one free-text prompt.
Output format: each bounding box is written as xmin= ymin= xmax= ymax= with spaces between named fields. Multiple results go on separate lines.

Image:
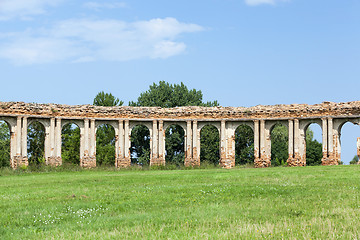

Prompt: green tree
xmin=235 ymin=125 xmax=254 ymax=165
xmin=349 ymin=155 xmax=358 ymax=165
xmin=0 ymin=121 xmax=10 ymax=167
xmin=61 ymin=123 xmax=80 ymax=165
xmin=27 ymin=121 xmax=45 ymax=165
xmin=165 ymin=125 xmax=185 ymax=166
xmin=93 ymin=91 xmax=123 ymax=166
xmin=271 ymin=123 xmax=288 ymax=166
xmin=305 ymin=128 xmax=323 ymax=166
xmin=96 ymin=124 xmax=116 ymax=166
xmin=93 ymin=91 xmax=124 ymax=106
xmin=129 ymin=81 xmax=219 ymax=165
xmin=200 ymin=125 xmax=220 ymax=164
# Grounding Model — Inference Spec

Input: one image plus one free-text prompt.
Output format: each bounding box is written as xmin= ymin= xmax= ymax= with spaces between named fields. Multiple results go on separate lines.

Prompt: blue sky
xmin=0 ymin=0 xmax=359 ymax=163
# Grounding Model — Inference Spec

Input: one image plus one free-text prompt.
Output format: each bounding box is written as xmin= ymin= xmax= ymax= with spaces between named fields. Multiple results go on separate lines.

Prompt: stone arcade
xmin=1 ymin=101 xmax=360 ymax=169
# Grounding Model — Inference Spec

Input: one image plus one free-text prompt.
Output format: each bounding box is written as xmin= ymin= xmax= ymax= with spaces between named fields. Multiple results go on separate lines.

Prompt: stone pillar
xmin=20 ymin=117 xmax=28 ymax=167
xmin=47 ymin=118 xmax=58 ymax=166
xmin=79 ymin=121 xmax=85 ymax=165
xmin=287 ymin=120 xmax=294 ymax=165
xmin=90 ymin=119 xmax=96 ymax=167
xmin=322 ymin=118 xmax=328 ymax=160
xmin=192 ymin=120 xmax=200 ymax=166
xmin=255 ymin=120 xmax=271 ymax=168
xmin=226 ymin=123 xmax=236 ymax=168
xmin=158 ymin=120 xmax=165 ymax=165
xmin=220 ymin=120 xmax=231 ymax=168
xmin=55 ymin=118 xmax=62 ymax=165
xmin=12 ymin=116 xmax=28 ymax=168
xmin=254 ymin=120 xmax=260 ymax=161
xmin=322 ymin=118 xmax=338 ymax=166
xmin=80 ymin=119 xmax=96 ymax=168
xmin=287 ymin=119 xmax=305 ymax=167
xmin=184 ymin=121 xmax=192 ymax=166
xmin=357 ymin=137 xmax=360 ymax=165
xmin=114 ymin=121 xmax=120 ymax=168
xmin=44 ymin=120 xmax=50 ymax=164
xmin=150 ymin=120 xmax=159 ymax=165
xmin=9 ymin=123 xmax=16 ymax=168
xmin=116 ymin=120 xmax=131 ymax=167
xmin=124 ymin=120 xmax=131 ymax=165
xmin=294 ymin=119 xmax=304 ymax=165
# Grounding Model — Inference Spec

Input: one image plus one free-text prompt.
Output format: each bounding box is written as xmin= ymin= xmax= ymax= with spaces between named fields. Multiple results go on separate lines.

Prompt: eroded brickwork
xmin=1 ymin=100 xmax=359 ymax=169
xmin=80 ymin=156 xmax=96 ymax=168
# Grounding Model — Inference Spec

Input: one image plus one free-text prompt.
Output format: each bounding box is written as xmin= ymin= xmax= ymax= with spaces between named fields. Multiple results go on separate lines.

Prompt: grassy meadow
xmin=1 ymin=165 xmax=360 ymax=239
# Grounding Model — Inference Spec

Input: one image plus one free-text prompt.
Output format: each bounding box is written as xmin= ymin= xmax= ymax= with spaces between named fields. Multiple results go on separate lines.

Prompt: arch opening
xmin=339 ymin=122 xmax=360 ymax=165
xmin=270 ymin=123 xmax=288 ymax=166
xmin=235 ymin=124 xmax=254 ymax=165
xmin=27 ymin=121 xmax=45 ymax=165
xmin=305 ymin=123 xmax=323 ymax=166
xmin=130 ymin=125 xmax=150 ymax=166
xmin=96 ymin=124 xmax=116 ymax=166
xmin=200 ymin=125 xmax=220 ymax=165
xmin=165 ymin=124 xmax=185 ymax=166
xmin=0 ymin=120 xmax=10 ymax=168
xmin=62 ymin=123 xmax=80 ymax=165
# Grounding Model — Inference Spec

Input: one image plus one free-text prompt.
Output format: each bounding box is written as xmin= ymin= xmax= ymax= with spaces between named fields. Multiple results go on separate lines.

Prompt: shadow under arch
xmin=165 ymin=124 xmax=185 ymax=166
xmin=235 ymin=124 xmax=254 ymax=165
xmin=130 ymin=124 xmax=150 ymax=165
xmin=200 ymin=124 xmax=220 ymax=165
xmin=61 ymin=122 xmax=80 ymax=165
xmin=0 ymin=120 xmax=10 ymax=167
xmin=27 ymin=120 xmax=45 ymax=165
xmin=270 ymin=122 xmax=288 ymax=166
xmin=96 ymin=123 xmax=116 ymax=166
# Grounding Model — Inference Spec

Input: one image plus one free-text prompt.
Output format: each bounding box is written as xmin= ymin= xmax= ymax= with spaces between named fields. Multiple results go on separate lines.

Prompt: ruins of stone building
xmin=0 ymin=101 xmax=359 ymax=169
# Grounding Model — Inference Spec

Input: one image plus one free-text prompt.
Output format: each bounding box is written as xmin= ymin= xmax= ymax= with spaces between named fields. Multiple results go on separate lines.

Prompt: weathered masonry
xmin=1 ymin=101 xmax=360 ymax=169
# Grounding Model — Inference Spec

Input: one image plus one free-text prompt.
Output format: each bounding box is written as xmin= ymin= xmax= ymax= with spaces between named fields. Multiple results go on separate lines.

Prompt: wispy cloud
xmin=0 ymin=0 xmax=63 ymax=20
xmin=0 ymin=17 xmax=204 ymax=65
xmin=244 ymin=0 xmax=289 ymax=6
xmin=83 ymin=2 xmax=126 ymax=10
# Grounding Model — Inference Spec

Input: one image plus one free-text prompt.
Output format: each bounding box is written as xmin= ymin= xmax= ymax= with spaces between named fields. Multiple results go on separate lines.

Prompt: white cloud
xmin=245 ymin=0 xmax=289 ymax=6
xmin=0 ymin=17 xmax=204 ymax=65
xmin=83 ymin=2 xmax=126 ymax=10
xmin=0 ymin=0 xmax=63 ymax=20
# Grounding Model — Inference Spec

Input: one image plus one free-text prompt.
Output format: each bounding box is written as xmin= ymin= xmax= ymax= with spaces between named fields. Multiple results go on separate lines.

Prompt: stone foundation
xmin=287 ymin=157 xmax=306 ymax=167
xmin=12 ymin=156 xmax=28 ymax=169
xmin=321 ymin=157 xmax=339 ymax=166
xmin=115 ymin=157 xmax=131 ymax=168
xmin=80 ymin=156 xmax=96 ymax=168
xmin=219 ymin=158 xmax=234 ymax=169
xmin=254 ymin=157 xmax=271 ymax=168
xmin=184 ymin=158 xmax=200 ymax=167
xmin=47 ymin=156 xmax=62 ymax=167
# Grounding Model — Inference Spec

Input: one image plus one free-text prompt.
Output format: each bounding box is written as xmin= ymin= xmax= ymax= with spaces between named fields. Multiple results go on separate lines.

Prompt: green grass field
xmin=1 ymin=165 xmax=360 ymax=239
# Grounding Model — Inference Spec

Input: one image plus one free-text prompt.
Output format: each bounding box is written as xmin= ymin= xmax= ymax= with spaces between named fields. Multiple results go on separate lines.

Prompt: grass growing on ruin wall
xmin=1 ymin=165 xmax=360 ymax=239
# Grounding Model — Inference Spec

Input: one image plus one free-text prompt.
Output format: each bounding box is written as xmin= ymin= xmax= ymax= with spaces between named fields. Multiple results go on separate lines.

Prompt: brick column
xmin=192 ymin=120 xmax=200 ymax=166
xmin=13 ymin=116 xmax=28 ymax=168
xmin=220 ymin=120 xmax=232 ymax=168
xmin=158 ymin=120 xmax=165 ymax=165
xmin=55 ymin=118 xmax=62 ymax=165
xmin=322 ymin=118 xmax=338 ymax=166
xmin=184 ymin=120 xmax=193 ymax=166
xmin=80 ymin=119 xmax=96 ymax=168
xmin=357 ymin=137 xmax=360 ymax=165
xmin=47 ymin=118 xmax=59 ymax=166
xmin=255 ymin=120 xmax=271 ymax=168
